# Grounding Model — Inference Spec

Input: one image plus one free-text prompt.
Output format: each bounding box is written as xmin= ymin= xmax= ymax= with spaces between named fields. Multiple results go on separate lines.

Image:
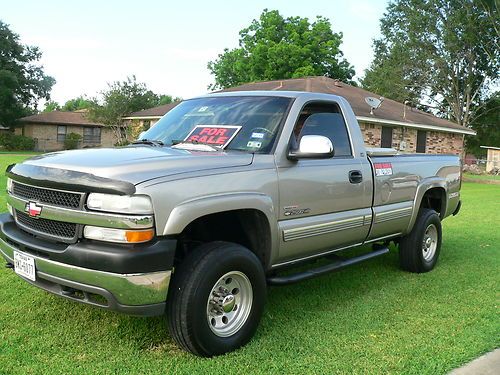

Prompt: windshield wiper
xmin=132 ymin=139 xmax=165 ymax=146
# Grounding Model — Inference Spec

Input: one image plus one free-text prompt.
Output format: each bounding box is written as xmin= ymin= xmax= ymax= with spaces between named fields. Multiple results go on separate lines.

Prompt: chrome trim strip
xmin=363 ymin=233 xmax=402 ymax=244
xmin=0 ymin=237 xmax=169 ymax=305
xmin=283 ymin=215 xmax=367 ymax=242
xmin=7 ymin=195 xmax=153 ymax=230
xmin=374 ymin=206 xmax=412 ymax=224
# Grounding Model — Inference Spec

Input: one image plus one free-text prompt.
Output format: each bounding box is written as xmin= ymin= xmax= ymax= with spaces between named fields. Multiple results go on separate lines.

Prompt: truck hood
xmin=18 ymin=146 xmax=254 ymax=185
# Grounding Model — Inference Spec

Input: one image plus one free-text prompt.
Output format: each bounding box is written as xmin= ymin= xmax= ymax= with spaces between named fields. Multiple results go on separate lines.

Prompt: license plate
xmin=14 ymin=251 xmax=36 ymax=281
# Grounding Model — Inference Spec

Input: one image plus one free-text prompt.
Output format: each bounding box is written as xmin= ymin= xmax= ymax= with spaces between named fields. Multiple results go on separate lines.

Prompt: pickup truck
xmin=1 ymin=91 xmax=462 ymax=356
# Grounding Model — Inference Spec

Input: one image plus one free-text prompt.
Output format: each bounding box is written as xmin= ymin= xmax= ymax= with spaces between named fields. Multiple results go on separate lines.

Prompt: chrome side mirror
xmin=288 ymin=135 xmax=334 ymax=160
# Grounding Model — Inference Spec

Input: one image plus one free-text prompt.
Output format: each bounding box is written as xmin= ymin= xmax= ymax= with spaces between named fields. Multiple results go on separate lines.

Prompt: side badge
xmin=283 ymin=205 xmax=311 ymax=216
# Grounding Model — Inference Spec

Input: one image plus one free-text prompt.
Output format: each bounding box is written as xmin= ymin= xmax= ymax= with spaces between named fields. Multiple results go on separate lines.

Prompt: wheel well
xmin=175 ymin=209 xmax=272 ymax=269
xmin=420 ymin=187 xmax=446 ymax=218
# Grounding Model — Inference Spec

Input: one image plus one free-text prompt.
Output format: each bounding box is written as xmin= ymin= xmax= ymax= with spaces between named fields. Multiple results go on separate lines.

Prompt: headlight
xmin=84 ymin=226 xmax=155 ymax=243
xmin=86 ymin=193 xmax=153 ymax=214
xmin=6 ymin=178 xmax=13 ymax=194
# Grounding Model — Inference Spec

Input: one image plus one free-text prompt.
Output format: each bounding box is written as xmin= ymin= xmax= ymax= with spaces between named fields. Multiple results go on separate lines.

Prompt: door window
xmin=292 ymin=102 xmax=352 ymax=157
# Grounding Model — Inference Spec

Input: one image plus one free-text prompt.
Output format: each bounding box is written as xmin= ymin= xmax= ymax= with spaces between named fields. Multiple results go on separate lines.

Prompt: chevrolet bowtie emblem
xmin=25 ymin=201 xmax=43 ymax=218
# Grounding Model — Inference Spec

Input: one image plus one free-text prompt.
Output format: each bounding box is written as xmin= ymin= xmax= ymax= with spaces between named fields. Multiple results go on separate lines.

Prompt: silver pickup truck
xmin=1 ymin=91 xmax=462 ymax=356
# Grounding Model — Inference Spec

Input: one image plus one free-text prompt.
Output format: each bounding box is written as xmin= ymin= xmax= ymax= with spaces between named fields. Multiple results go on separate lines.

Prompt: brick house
xmin=124 ymin=76 xmax=475 ymax=155
xmin=15 ymin=111 xmax=117 ymax=152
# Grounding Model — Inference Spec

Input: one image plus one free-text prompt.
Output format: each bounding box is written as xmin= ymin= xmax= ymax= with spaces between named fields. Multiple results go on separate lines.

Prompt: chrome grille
xmin=15 ymin=210 xmax=77 ymax=241
xmin=12 ymin=182 xmax=83 ymax=209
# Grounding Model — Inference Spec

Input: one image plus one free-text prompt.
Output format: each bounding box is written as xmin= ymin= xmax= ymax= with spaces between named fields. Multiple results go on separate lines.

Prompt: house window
xmin=381 ymin=126 xmax=393 ymax=148
xmin=83 ymin=127 xmax=101 ymax=143
xmin=416 ymin=130 xmax=427 ymax=153
xmin=57 ymin=125 xmax=67 ymax=142
xmin=143 ymin=120 xmax=151 ymax=131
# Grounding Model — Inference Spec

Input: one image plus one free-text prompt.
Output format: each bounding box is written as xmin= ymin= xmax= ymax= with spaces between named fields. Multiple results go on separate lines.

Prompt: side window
xmin=381 ymin=126 xmax=393 ymax=148
xmin=293 ymin=102 xmax=352 ymax=157
xmin=416 ymin=130 xmax=426 ymax=153
xmin=57 ymin=125 xmax=67 ymax=142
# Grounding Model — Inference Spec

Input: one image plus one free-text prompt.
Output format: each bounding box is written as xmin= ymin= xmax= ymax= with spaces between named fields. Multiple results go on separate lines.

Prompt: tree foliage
xmin=465 ymin=92 xmax=500 ymax=156
xmin=87 ymin=76 xmax=179 ymax=144
xmin=361 ymin=0 xmax=499 ymax=127
xmin=0 ymin=20 xmax=55 ymax=126
xmin=61 ymin=96 xmax=93 ymax=111
xmin=42 ymin=100 xmax=61 ymax=112
xmin=208 ymin=9 xmax=355 ymax=90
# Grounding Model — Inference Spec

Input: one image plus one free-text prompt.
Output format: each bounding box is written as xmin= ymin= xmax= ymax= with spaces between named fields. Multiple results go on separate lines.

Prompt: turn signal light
xmin=125 ymin=229 xmax=155 ymax=243
xmin=84 ymin=226 xmax=155 ymax=244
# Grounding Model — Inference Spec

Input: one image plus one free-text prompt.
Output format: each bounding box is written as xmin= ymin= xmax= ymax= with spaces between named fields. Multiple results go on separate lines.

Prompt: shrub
xmin=0 ymin=133 xmax=35 ymax=151
xmin=64 ymin=132 xmax=82 ymax=150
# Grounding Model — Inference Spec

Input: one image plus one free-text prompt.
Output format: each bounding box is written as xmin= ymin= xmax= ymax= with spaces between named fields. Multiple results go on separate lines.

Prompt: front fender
xmin=163 ymin=192 xmax=276 ymax=235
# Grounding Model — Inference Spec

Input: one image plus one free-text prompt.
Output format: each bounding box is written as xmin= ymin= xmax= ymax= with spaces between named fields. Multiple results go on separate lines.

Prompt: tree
xmin=88 ymin=76 xmax=163 ymax=144
xmin=361 ymin=0 xmax=500 ymax=128
xmin=207 ymin=9 xmax=355 ymax=90
xmin=42 ymin=100 xmax=61 ymax=112
xmin=465 ymin=92 xmax=500 ymax=156
xmin=158 ymin=94 xmax=181 ymax=106
xmin=61 ymin=96 xmax=93 ymax=111
xmin=0 ymin=20 xmax=55 ymax=126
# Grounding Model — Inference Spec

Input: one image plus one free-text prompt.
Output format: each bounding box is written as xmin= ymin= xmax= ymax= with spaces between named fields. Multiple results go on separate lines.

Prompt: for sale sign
xmin=184 ymin=125 xmax=242 ymax=148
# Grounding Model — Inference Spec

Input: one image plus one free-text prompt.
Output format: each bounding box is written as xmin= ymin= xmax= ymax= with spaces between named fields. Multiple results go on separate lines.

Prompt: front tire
xmin=399 ymin=208 xmax=442 ymax=273
xmin=166 ymin=242 xmax=266 ymax=356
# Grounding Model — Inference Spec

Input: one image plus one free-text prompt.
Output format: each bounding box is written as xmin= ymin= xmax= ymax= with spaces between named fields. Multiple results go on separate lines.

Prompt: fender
xmin=163 ymin=192 xmax=279 ymax=263
xmin=406 ymin=177 xmax=447 ymax=233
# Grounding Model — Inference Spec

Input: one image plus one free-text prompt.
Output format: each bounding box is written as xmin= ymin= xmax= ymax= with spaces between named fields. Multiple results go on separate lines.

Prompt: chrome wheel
xmin=206 ymin=271 xmax=253 ymax=338
xmin=422 ymin=224 xmax=438 ymax=262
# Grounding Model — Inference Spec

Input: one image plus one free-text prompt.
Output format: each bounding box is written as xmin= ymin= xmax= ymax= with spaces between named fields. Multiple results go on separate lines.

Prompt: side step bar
xmin=267 ymin=247 xmax=390 ymax=286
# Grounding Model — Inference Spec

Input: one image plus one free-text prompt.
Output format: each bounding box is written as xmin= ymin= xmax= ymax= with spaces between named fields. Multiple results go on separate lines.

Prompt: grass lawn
xmin=0 ymin=155 xmax=499 ymax=374
xmin=463 ymin=172 xmax=500 ymax=182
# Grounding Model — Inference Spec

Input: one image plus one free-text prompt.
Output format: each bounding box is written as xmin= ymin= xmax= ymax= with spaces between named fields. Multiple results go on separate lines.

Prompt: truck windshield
xmin=139 ymin=96 xmax=292 ymax=153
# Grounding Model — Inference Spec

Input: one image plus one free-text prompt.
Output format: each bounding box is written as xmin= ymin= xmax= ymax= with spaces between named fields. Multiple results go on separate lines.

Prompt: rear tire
xmin=399 ymin=208 xmax=442 ymax=273
xmin=166 ymin=241 xmax=266 ymax=357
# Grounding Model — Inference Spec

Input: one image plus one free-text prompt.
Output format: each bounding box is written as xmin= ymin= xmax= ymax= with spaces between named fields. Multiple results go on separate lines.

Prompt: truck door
xmin=276 ymin=101 xmax=373 ymax=265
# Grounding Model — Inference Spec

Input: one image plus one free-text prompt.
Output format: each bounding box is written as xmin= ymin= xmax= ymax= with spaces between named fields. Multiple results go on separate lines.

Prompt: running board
xmin=267 ymin=247 xmax=390 ymax=286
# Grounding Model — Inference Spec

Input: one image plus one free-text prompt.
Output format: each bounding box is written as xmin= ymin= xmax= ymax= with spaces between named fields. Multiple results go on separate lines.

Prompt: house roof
xmin=18 ymin=111 xmax=106 ymax=127
xmin=120 ymin=76 xmax=475 ymax=135
xmin=123 ymin=102 xmax=180 ymax=119
xmin=220 ymin=77 xmax=474 ymax=135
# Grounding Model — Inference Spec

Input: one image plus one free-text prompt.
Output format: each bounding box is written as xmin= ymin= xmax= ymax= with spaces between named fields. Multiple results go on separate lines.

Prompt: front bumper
xmin=0 ymin=213 xmax=176 ymax=316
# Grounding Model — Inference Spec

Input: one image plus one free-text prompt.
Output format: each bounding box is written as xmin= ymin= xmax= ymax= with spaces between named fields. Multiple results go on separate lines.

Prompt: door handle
xmin=349 ymin=170 xmax=363 ymax=184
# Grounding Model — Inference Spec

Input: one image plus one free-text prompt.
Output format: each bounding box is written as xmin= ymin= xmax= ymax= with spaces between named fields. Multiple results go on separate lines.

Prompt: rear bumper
xmin=0 ymin=213 xmax=176 ymax=316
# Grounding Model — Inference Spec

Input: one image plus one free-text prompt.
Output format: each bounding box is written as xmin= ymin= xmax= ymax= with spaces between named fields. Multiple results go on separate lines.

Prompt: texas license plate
xmin=14 ymin=251 xmax=36 ymax=281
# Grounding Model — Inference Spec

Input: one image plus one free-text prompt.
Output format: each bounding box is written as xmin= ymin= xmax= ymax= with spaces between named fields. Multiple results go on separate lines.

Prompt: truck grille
xmin=12 ymin=182 xmax=83 ymax=209
xmin=15 ymin=210 xmax=78 ymax=241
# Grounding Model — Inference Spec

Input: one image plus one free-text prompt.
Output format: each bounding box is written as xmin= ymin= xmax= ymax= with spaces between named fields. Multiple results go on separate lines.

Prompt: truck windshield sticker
xmin=247 ymin=141 xmax=262 ymax=149
xmin=374 ymin=163 xmax=393 ymax=176
xmin=184 ymin=125 xmax=242 ymax=148
xmin=251 ymin=132 xmax=265 ymax=139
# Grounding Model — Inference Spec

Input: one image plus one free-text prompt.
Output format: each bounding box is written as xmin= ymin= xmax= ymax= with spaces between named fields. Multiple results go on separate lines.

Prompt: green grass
xmin=0 ymin=155 xmax=499 ymax=374
xmin=463 ymin=172 xmax=500 ymax=182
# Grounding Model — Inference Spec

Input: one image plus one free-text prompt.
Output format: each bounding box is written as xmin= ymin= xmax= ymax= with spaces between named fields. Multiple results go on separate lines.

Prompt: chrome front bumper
xmin=0 ymin=236 xmax=170 ymax=316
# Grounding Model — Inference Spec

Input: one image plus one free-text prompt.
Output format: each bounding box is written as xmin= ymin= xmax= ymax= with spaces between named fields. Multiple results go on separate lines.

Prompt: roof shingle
xmin=18 ymin=111 xmax=105 ymax=127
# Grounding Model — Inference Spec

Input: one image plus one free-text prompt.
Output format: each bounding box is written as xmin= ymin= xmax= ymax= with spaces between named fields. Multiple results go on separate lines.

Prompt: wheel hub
xmin=422 ymin=224 xmax=438 ymax=261
xmin=206 ymin=271 xmax=253 ymax=337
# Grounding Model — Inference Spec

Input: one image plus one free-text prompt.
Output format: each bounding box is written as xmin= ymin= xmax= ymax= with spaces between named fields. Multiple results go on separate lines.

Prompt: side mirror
xmin=288 ymin=135 xmax=334 ymax=160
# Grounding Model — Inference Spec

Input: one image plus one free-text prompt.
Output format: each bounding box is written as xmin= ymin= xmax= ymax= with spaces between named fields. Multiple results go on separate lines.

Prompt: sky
xmin=0 ymin=0 xmax=388 ymax=106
